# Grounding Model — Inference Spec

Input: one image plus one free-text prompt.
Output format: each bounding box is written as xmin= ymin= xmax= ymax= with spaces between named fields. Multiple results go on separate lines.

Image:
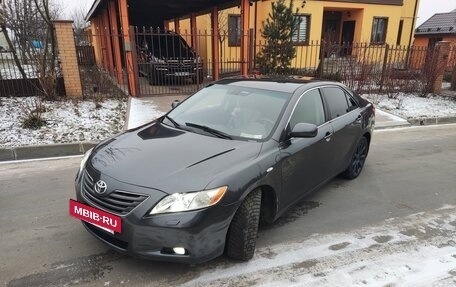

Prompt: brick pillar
xmin=432 ymin=41 xmax=451 ymax=94
xmin=53 ymin=20 xmax=83 ymax=98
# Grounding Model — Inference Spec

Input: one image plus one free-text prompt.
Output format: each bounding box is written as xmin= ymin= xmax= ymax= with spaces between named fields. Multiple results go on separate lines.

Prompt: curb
xmin=407 ymin=116 xmax=456 ymax=126
xmin=0 ymin=142 xmax=97 ymax=162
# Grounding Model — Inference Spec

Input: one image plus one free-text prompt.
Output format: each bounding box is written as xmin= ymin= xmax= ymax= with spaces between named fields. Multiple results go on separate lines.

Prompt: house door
xmin=341 ymin=21 xmax=355 ymax=56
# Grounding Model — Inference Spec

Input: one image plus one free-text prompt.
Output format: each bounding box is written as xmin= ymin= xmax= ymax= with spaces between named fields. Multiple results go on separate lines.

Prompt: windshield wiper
xmin=185 ymin=122 xmax=232 ymax=140
xmin=164 ymin=115 xmax=181 ymax=128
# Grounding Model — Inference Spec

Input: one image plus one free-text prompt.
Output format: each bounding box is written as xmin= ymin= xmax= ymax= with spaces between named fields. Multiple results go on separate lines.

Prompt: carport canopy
xmin=86 ymin=0 xmax=252 ymax=96
xmin=87 ymin=0 xmax=240 ymax=28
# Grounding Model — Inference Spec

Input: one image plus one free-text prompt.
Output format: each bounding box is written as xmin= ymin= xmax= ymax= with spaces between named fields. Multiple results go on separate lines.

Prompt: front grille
xmin=81 ymin=170 xmax=148 ymax=216
xmin=83 ymin=222 xmax=128 ymax=250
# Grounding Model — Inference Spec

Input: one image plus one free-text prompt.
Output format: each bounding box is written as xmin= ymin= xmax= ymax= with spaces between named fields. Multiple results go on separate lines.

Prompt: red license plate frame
xmin=69 ymin=199 xmax=122 ymax=233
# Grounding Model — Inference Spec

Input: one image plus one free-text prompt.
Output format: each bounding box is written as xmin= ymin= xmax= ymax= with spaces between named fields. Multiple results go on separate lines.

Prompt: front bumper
xmin=75 ymin=175 xmax=238 ymax=264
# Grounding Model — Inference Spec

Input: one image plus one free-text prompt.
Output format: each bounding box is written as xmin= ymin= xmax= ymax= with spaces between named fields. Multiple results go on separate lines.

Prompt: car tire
xmin=342 ymin=136 xmax=369 ymax=180
xmin=226 ymin=189 xmax=262 ymax=261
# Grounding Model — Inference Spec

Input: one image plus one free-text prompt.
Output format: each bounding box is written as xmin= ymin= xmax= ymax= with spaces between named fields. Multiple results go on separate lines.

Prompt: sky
xmin=57 ymin=0 xmax=456 ymax=28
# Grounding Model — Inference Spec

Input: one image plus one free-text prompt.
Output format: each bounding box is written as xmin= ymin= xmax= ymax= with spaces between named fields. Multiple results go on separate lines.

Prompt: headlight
xmin=79 ymin=148 xmax=93 ymax=173
xmin=150 ymin=186 xmax=228 ymax=215
xmin=150 ymin=55 xmax=166 ymax=64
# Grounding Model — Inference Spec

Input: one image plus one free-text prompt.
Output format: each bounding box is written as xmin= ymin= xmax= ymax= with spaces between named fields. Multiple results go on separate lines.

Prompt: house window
xmin=228 ymin=15 xmax=241 ymax=46
xmin=293 ymin=15 xmax=311 ymax=45
xmin=371 ymin=17 xmax=388 ymax=44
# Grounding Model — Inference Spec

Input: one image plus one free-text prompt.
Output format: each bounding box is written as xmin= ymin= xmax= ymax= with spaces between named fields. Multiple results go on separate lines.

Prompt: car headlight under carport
xmin=149 ymin=186 xmax=228 ymax=215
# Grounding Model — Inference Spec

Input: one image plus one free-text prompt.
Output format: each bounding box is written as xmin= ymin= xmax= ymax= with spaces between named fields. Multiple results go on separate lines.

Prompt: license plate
xmin=69 ymin=200 xmax=122 ymax=233
xmin=175 ymin=72 xmax=190 ymax=76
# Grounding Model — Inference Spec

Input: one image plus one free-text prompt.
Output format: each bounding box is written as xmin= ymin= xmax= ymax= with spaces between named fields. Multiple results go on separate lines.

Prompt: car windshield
xmin=164 ymin=84 xmax=292 ymax=141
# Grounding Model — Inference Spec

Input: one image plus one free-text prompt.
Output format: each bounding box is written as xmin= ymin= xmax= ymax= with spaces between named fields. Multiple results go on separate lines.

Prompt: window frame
xmin=285 ymin=87 xmax=328 ymax=132
xmin=371 ymin=17 xmax=389 ymax=45
xmin=320 ymin=86 xmax=352 ymax=120
xmin=228 ymin=14 xmax=242 ymax=47
xmin=293 ymin=14 xmax=311 ymax=46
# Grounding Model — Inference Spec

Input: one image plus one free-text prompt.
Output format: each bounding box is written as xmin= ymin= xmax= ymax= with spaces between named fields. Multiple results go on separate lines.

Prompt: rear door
xmin=321 ymin=86 xmax=363 ymax=174
xmin=279 ymin=88 xmax=334 ymax=210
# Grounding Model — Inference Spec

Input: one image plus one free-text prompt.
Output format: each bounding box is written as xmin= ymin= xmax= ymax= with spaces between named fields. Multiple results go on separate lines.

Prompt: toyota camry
xmin=71 ymin=77 xmax=375 ymax=264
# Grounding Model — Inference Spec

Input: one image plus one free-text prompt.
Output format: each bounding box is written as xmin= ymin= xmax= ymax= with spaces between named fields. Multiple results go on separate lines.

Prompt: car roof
xmin=213 ymin=76 xmax=340 ymax=94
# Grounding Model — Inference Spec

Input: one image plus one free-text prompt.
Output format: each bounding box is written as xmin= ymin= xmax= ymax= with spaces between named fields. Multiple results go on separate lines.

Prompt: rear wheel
xmin=226 ymin=190 xmax=262 ymax=261
xmin=342 ymin=136 xmax=369 ymax=179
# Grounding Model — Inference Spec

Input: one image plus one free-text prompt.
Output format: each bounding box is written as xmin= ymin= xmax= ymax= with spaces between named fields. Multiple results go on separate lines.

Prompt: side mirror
xmin=171 ymin=100 xmax=180 ymax=109
xmin=290 ymin=123 xmax=318 ymax=138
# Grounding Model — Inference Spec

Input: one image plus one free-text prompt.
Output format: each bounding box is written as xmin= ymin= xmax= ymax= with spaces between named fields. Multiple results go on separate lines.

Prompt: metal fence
xmin=0 ymin=52 xmax=50 ymax=97
xmin=86 ymin=26 xmax=456 ymax=97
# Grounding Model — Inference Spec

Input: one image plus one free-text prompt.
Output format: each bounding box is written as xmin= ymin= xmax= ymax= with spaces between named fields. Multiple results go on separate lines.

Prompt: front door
xmin=341 ymin=21 xmax=355 ymax=56
xmin=279 ymin=89 xmax=334 ymax=210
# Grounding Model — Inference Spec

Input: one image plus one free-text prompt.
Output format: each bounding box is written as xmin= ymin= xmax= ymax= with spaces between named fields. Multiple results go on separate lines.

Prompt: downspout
xmin=409 ymin=0 xmax=419 ymax=46
xmin=253 ymin=0 xmax=258 ymax=69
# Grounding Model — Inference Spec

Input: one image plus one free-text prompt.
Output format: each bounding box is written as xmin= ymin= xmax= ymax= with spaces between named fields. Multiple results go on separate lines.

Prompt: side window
xmin=322 ymin=87 xmax=349 ymax=120
xmin=289 ymin=89 xmax=325 ymax=129
xmin=346 ymin=93 xmax=358 ymax=112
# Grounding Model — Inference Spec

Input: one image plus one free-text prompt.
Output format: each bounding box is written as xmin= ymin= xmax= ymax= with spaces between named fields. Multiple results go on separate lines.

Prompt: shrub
xmin=20 ymin=98 xmax=47 ymax=130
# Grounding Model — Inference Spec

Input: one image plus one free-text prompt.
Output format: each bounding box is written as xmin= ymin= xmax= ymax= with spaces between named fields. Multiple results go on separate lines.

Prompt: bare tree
xmin=71 ymin=4 xmax=88 ymax=45
xmin=1 ymin=0 xmax=63 ymax=98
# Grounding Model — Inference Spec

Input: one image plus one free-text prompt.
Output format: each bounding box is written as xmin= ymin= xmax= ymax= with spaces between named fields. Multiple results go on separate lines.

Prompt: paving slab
xmin=375 ymin=109 xmax=410 ymax=129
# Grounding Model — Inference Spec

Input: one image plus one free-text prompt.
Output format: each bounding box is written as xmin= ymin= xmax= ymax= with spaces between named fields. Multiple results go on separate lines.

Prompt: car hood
xmin=90 ymin=121 xmax=262 ymax=194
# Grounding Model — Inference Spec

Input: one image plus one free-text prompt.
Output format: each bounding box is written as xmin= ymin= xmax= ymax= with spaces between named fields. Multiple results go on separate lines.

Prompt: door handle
xmin=355 ymin=114 xmax=362 ymax=123
xmin=324 ymin=131 xmax=333 ymax=141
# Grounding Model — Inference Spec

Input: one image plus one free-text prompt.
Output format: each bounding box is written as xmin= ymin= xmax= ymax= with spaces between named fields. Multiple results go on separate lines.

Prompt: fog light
xmin=173 ymin=247 xmax=186 ymax=255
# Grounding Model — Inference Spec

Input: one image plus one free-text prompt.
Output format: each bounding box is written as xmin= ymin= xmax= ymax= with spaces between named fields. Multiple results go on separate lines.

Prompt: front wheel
xmin=225 ymin=190 xmax=262 ymax=261
xmin=342 ymin=136 xmax=369 ymax=179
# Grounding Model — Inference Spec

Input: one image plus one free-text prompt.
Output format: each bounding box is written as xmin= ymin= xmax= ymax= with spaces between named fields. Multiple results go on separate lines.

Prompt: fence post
xmin=431 ymin=41 xmax=450 ymax=94
xmin=53 ymin=20 xmax=83 ymax=98
xmin=317 ymin=40 xmax=325 ymax=78
xmin=379 ymin=44 xmax=390 ymax=92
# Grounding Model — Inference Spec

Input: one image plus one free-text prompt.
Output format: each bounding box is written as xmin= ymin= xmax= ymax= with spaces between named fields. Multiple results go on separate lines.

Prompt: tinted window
xmin=346 ymin=93 xmax=358 ymax=111
xmin=290 ymin=89 xmax=325 ymax=128
xmin=323 ymin=87 xmax=349 ymax=120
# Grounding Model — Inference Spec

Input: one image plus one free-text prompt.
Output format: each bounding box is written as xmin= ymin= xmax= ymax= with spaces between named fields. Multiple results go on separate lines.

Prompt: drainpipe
xmin=253 ymin=0 xmax=258 ymax=68
xmin=409 ymin=0 xmax=419 ymax=47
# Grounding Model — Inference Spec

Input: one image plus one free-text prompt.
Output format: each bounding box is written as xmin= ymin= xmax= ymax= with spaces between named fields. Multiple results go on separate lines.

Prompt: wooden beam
xmin=118 ymin=0 xmax=139 ymax=96
xmin=174 ymin=18 xmax=180 ymax=33
xmin=240 ymin=0 xmax=250 ymax=76
xmin=102 ymin=8 xmax=114 ymax=72
xmin=109 ymin=0 xmax=124 ymax=84
xmin=190 ymin=13 xmax=197 ymax=48
xmin=211 ymin=7 xmax=220 ymax=81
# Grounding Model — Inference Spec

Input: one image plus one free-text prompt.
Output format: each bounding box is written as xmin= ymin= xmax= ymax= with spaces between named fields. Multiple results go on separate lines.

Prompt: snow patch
xmin=363 ymin=93 xmax=456 ymax=119
xmin=127 ymin=97 xmax=164 ymax=129
xmin=0 ymin=97 xmax=127 ymax=148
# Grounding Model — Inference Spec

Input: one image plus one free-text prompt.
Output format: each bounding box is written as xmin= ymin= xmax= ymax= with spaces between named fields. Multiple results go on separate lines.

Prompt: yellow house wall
xmin=167 ymin=0 xmax=419 ymax=70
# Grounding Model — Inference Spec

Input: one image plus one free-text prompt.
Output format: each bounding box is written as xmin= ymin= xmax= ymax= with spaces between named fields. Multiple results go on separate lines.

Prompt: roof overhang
xmin=86 ymin=0 xmax=241 ymax=24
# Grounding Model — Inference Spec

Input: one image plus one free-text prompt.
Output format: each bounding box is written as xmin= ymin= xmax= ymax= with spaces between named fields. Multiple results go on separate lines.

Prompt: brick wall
xmin=54 ymin=21 xmax=83 ymax=98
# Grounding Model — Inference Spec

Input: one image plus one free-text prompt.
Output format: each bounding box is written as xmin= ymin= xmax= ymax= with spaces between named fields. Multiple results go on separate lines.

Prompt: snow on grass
xmin=0 ymin=97 xmax=127 ymax=148
xmin=363 ymin=93 xmax=456 ymax=119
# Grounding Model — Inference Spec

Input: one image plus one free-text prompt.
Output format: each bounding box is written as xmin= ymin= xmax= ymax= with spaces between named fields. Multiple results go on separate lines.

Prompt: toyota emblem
xmin=94 ymin=180 xmax=108 ymax=194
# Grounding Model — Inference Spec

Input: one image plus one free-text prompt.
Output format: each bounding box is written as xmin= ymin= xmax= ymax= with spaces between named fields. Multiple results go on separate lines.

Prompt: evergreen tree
xmin=256 ymin=0 xmax=301 ymax=75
